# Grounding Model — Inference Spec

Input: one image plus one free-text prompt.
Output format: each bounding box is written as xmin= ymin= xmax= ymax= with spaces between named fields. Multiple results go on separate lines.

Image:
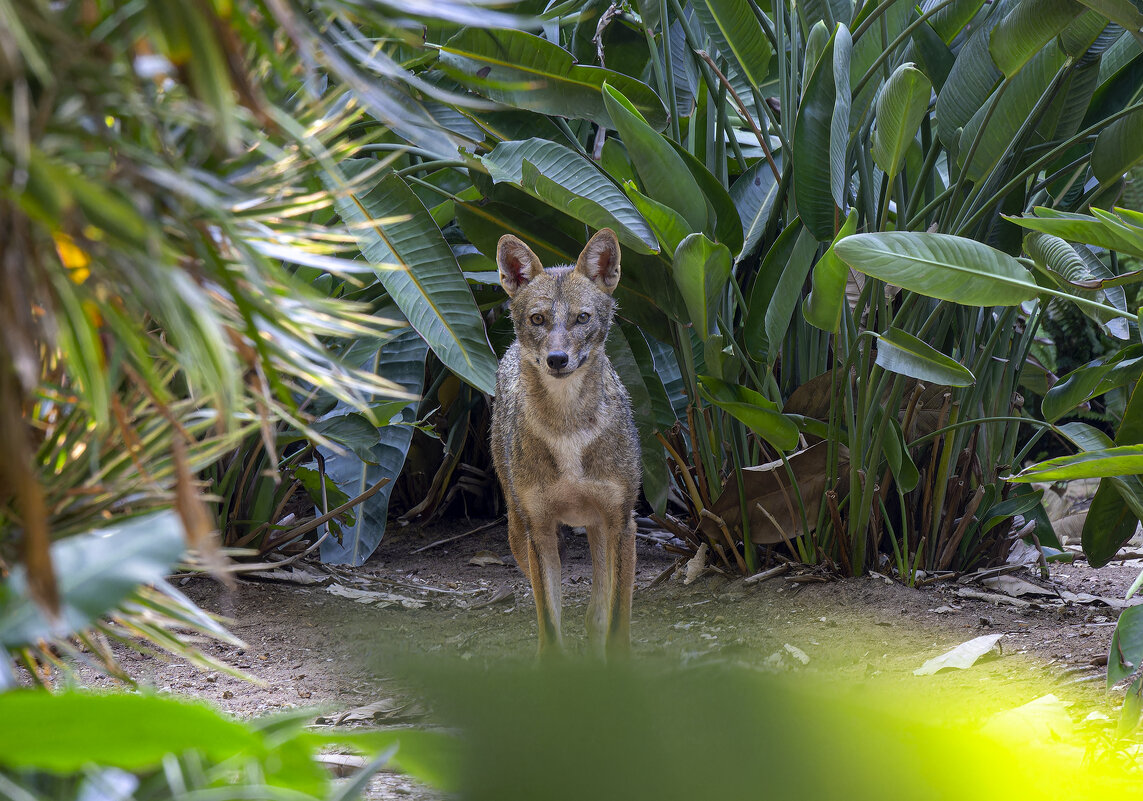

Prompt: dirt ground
xmin=79 ymin=518 xmax=1143 ymax=797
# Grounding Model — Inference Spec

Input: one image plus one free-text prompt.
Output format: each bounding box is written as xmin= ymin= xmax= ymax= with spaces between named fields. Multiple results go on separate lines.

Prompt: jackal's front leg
xmin=586 ymin=515 xmax=636 ymax=658
xmin=518 ymin=514 xmax=564 ymax=657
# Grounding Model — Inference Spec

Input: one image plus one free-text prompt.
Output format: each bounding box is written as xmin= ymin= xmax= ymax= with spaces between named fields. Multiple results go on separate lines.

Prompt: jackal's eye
xmin=529 ymin=313 xmax=545 ymax=326
xmin=576 ymin=312 xmax=591 ymax=324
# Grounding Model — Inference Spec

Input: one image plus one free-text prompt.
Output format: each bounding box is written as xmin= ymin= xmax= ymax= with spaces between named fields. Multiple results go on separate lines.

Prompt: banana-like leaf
xmin=803 ymin=209 xmax=857 ymax=332
xmin=1067 ymin=379 xmax=1143 ymax=567
xmin=603 ymin=84 xmax=708 ymax=232
xmin=1073 ymin=0 xmax=1143 ymax=32
xmin=672 ymin=234 xmax=732 ymax=336
xmin=1041 ymin=344 xmax=1143 ymax=422
xmin=928 ymin=0 xmax=989 ymax=42
xmin=959 ymin=42 xmax=1068 ymax=181
xmin=1006 ymin=207 xmax=1143 ymax=258
xmin=872 ymin=63 xmax=933 ymax=179
xmin=320 ymin=330 xmax=428 ymax=566
xmin=698 ymin=376 xmax=800 ymax=451
xmin=692 ymin=0 xmax=773 ymax=89
xmin=482 ymin=139 xmax=659 ymax=254
xmin=834 ymin=232 xmax=1039 ymax=305
xmin=665 ymin=139 xmax=744 ymax=255
xmin=730 ymin=156 xmax=782 ymax=262
xmin=934 ymin=9 xmax=1004 ymax=149
xmin=1010 ymin=444 xmax=1143 ymax=480
xmin=329 ymin=162 xmax=497 ymax=394
xmin=746 ymin=219 xmax=818 ymax=358
xmin=0 ymin=511 xmax=185 ymax=650
xmin=988 ymin=0 xmax=1085 ymax=77
xmin=874 ymin=328 xmax=976 ymax=386
xmin=606 ymin=329 xmax=670 ymax=515
xmin=793 ymin=23 xmax=852 ymax=241
xmin=437 ymin=28 xmax=668 ymax=131
xmin=1092 ymin=107 xmax=1143 ymax=185
xmin=624 ymin=182 xmax=691 ymax=256
xmin=804 ymin=20 xmax=830 ymax=78
xmin=883 ymin=417 xmax=920 ymax=492
xmin=1024 ymin=232 xmax=1128 ymax=338
xmin=1108 ymin=605 xmax=1143 ymax=686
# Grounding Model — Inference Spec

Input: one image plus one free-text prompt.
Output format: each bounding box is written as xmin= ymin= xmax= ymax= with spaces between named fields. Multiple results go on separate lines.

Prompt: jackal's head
xmin=496 ymin=229 xmax=621 ymax=380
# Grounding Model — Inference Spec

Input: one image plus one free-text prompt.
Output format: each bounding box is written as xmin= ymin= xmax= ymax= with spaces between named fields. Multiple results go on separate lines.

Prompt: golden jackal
xmin=491 ymin=229 xmax=641 ymax=658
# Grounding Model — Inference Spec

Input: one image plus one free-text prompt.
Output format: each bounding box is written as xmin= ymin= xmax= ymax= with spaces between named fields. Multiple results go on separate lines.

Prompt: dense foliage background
xmin=4 ymin=0 xmax=1143 ymax=790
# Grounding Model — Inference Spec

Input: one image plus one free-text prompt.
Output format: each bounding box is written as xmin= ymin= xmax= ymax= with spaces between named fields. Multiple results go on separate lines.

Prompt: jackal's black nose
xmin=546 ymin=351 xmax=569 ymax=370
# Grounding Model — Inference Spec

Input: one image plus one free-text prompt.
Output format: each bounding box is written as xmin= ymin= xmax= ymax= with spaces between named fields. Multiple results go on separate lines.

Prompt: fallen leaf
xmin=914 ymin=634 xmax=1003 ymax=675
xmin=325 ymin=583 xmax=427 ymax=609
xmin=469 ymin=550 xmax=506 ymax=567
xmin=784 ymin=644 xmax=810 ymax=665
xmin=981 ymin=694 xmax=1073 ymax=742
xmin=982 ymin=575 xmax=1055 ymax=597
xmin=683 ymin=543 xmax=709 ymax=585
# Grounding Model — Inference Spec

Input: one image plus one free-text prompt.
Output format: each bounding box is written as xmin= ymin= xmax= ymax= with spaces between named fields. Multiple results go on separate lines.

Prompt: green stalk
xmin=659 ymin=0 xmax=681 ymax=142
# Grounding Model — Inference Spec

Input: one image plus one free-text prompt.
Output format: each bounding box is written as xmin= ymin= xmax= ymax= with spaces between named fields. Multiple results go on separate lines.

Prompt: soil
xmin=76 ymin=518 xmax=1143 ymax=798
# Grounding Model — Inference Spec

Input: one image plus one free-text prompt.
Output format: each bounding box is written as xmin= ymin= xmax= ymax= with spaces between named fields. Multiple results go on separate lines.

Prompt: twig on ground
xmin=743 ymin=563 xmax=790 ymax=584
xmin=410 ymin=516 xmax=506 ymax=554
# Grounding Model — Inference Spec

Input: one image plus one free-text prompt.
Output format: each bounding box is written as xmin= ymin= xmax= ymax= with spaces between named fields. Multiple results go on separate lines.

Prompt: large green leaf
xmin=988 ymin=0 xmax=1085 ymax=77
xmin=803 ymin=209 xmax=857 ymax=332
xmin=602 ymin=84 xmax=708 ymax=232
xmin=959 ymin=42 xmax=1068 ymax=182
xmin=1073 ymin=0 xmax=1143 ymax=32
xmin=1092 ymin=107 xmax=1143 ymax=186
xmin=1108 ymin=605 xmax=1143 ymax=686
xmin=730 ymin=156 xmax=782 ymax=262
xmin=329 ymin=163 xmax=497 ymax=394
xmin=1024 ymin=232 xmax=1128 ymax=338
xmin=698 ymin=376 xmax=800 ymax=451
xmin=0 ymin=692 xmax=261 ymax=771
xmin=624 ymin=182 xmax=692 ymax=256
xmin=1009 ymin=444 xmax=1143 ymax=480
xmin=793 ymin=23 xmax=853 ymax=241
xmin=437 ymin=28 xmax=668 ymax=131
xmin=692 ymin=0 xmax=773 ymax=89
xmin=665 ymin=139 xmax=744 ymax=255
xmin=672 ymin=234 xmax=732 ymax=337
xmin=934 ymin=7 xmax=1005 ymax=149
xmin=482 ymin=139 xmax=659 ymax=254
xmin=607 ymin=329 xmax=670 ymax=515
xmin=746 ymin=219 xmax=818 ymax=358
xmin=874 ymin=328 xmax=977 ymax=386
xmin=872 ymin=63 xmax=934 ymax=179
xmin=0 ymin=511 xmax=185 ymax=648
xmin=1006 ymin=207 xmax=1143 ymax=257
xmin=320 ymin=330 xmax=428 ymax=566
xmin=1041 ymin=344 xmax=1143 ymax=421
xmin=834 ymin=232 xmax=1040 ymax=305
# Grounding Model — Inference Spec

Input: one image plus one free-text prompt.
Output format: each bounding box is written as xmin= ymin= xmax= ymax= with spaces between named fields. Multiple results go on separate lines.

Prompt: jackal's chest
xmin=519 ymin=425 xmax=624 ymax=527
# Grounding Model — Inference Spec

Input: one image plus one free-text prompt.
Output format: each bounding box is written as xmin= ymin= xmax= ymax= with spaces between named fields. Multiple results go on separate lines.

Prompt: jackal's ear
xmin=575 ymin=229 xmax=621 ymax=294
xmin=497 ymin=235 xmax=544 ymax=298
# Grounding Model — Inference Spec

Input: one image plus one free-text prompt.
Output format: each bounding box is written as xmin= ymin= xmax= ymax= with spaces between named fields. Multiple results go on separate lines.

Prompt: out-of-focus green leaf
xmin=874 ymin=328 xmax=976 ymax=387
xmin=0 ymin=512 xmax=184 ymax=648
xmin=0 ymin=692 xmax=261 ymax=772
xmin=437 ymin=28 xmax=668 ymax=131
xmin=835 ymin=232 xmax=1040 ymax=306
